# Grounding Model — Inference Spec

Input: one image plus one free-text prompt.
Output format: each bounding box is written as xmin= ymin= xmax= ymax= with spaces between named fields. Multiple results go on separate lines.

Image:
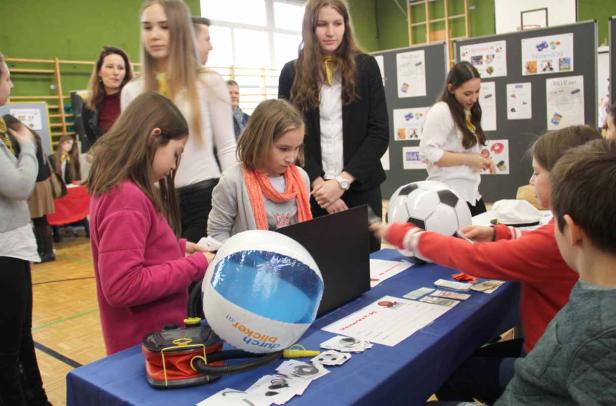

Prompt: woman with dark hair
xmin=278 ymin=0 xmax=389 ymax=252
xmin=81 ymin=46 xmax=133 ymax=148
xmin=420 ymin=61 xmax=495 ymax=216
xmin=49 ymin=135 xmax=81 ymax=184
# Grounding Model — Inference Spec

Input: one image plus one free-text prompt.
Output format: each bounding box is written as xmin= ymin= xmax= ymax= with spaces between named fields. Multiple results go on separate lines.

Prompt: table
xmin=66 ymin=249 xmax=520 ymax=406
xmin=48 ymin=184 xmax=90 ymax=226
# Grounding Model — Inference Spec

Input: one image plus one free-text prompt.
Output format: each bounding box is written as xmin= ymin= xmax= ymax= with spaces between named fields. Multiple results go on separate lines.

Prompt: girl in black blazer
xmin=278 ymin=0 xmax=389 ymax=252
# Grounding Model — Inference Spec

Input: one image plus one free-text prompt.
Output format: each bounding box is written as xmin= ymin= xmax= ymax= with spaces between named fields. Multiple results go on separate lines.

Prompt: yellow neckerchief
xmin=322 ymin=56 xmax=338 ymax=86
xmin=464 ymin=109 xmax=476 ymax=133
xmin=156 ymin=71 xmax=170 ymax=98
xmin=61 ymin=151 xmax=71 ymax=162
xmin=0 ymin=118 xmax=16 ymax=156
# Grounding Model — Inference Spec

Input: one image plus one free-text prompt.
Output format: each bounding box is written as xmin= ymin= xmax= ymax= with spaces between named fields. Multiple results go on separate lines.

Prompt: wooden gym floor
xmin=31 ymin=235 xmax=105 ymax=406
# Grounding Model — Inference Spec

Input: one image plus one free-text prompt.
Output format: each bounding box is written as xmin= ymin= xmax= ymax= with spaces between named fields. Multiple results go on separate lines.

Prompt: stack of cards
xmin=471 ymin=280 xmax=505 ymax=293
xmin=312 ymin=350 xmax=351 ymax=366
xmin=434 ymin=278 xmax=473 ymax=291
xmin=419 ymin=296 xmax=460 ymax=307
xmin=320 ymin=335 xmax=373 ymax=353
xmin=403 ymin=287 xmax=434 ymax=300
xmin=430 ymin=289 xmax=471 ymax=300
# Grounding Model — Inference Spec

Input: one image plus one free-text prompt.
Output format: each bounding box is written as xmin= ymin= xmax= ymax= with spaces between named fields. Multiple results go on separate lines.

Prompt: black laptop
xmin=276 ymin=205 xmax=371 ymax=317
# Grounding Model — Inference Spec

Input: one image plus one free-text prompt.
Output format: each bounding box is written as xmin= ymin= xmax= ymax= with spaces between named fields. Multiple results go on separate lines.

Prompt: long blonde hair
xmin=139 ymin=0 xmax=203 ymax=141
xmin=290 ymin=0 xmax=361 ymax=112
xmin=87 ymin=92 xmax=188 ymax=234
xmin=237 ymin=99 xmax=304 ymax=170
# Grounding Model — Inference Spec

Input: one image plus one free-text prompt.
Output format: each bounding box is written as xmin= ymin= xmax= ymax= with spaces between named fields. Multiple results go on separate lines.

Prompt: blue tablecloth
xmin=66 ymin=249 xmax=520 ymax=406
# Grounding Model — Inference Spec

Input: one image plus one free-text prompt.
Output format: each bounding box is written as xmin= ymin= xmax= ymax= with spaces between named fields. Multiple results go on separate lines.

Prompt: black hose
xmin=192 ymin=350 xmax=283 ymax=376
xmin=187 ymin=278 xmax=204 ymax=319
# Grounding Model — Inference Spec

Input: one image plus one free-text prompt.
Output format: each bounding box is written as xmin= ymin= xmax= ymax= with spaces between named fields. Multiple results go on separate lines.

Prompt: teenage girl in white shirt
xmin=420 ymin=61 xmax=495 ymax=216
xmin=121 ymin=0 xmax=236 ymax=242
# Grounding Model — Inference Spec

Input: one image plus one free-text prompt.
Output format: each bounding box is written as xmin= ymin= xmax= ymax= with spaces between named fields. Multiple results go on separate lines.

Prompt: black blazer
xmin=278 ymin=53 xmax=389 ymax=192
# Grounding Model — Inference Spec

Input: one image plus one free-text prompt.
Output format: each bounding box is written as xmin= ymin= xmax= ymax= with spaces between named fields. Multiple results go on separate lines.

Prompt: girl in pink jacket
xmin=87 ymin=92 xmax=210 ymax=354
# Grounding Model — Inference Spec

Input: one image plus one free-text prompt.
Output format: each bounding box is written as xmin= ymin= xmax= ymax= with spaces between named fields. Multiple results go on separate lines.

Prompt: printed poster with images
xmin=522 ymin=33 xmax=573 ymax=76
xmin=374 ymin=54 xmax=385 ymax=86
xmin=506 ymin=82 xmax=532 ymax=120
xmin=480 ymin=81 xmax=497 ymax=131
xmin=481 ymin=140 xmax=509 ymax=175
xmin=396 ymin=50 xmax=426 ymax=98
xmin=9 ymin=108 xmax=43 ymax=131
xmin=402 ymin=146 xmax=426 ymax=170
xmin=393 ymin=107 xmax=429 ymax=141
xmin=460 ymin=40 xmax=507 ymax=78
xmin=546 ymin=75 xmax=585 ymax=130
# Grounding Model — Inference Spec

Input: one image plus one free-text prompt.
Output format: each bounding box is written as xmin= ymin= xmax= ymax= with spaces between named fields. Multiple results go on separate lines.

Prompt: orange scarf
xmin=242 ymin=164 xmax=313 ymax=230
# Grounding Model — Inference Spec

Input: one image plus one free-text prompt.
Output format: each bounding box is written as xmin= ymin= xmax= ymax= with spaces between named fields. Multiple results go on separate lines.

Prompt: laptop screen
xmin=276 ymin=205 xmax=371 ymax=317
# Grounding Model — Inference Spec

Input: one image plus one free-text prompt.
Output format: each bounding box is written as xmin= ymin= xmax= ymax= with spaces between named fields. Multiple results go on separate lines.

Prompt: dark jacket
xmin=81 ymin=103 xmax=103 ymax=150
xmin=278 ymin=53 xmax=389 ymax=192
xmin=232 ymin=111 xmax=250 ymax=140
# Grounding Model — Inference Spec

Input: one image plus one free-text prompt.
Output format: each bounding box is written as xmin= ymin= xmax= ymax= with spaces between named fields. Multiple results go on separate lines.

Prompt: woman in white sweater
xmin=420 ymin=61 xmax=495 ymax=216
xmin=0 ymin=52 xmax=51 ymax=405
xmin=122 ymin=0 xmax=236 ymax=241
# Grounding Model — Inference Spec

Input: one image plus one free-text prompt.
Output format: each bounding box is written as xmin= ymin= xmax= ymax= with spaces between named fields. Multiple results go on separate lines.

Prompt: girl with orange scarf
xmin=205 ymin=99 xmax=312 ymax=250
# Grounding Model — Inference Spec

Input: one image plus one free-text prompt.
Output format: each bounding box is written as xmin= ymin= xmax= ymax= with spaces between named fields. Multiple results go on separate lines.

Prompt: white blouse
xmin=121 ymin=70 xmax=237 ymax=188
xmin=419 ymin=101 xmax=482 ymax=204
xmin=319 ymin=82 xmax=344 ymax=180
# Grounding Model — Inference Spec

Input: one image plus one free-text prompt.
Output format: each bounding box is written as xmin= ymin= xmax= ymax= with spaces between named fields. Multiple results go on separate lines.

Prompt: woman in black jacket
xmin=278 ymin=0 xmax=389 ymax=252
xmin=81 ymin=46 xmax=133 ymax=150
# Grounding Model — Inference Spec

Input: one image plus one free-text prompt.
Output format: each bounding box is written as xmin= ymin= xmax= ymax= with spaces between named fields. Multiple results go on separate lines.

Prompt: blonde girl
xmin=205 ymin=99 xmax=312 ymax=248
xmin=88 ymin=92 xmax=209 ymax=354
xmin=121 ymin=0 xmax=236 ymax=243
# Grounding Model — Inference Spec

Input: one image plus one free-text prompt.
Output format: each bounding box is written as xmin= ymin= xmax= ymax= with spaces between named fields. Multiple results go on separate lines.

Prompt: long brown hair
xmin=85 ymin=46 xmax=133 ymax=110
xmin=531 ymin=125 xmax=600 ymax=171
xmin=290 ymin=0 xmax=361 ymax=112
xmin=438 ymin=61 xmax=486 ymax=149
xmin=52 ymin=135 xmax=80 ymax=181
xmin=237 ymin=99 xmax=304 ymax=170
xmin=87 ymin=92 xmax=188 ymax=233
xmin=139 ymin=0 xmax=203 ymax=141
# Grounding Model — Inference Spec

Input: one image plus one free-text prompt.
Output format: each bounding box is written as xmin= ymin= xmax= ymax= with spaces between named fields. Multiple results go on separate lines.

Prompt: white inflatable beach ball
xmin=202 ymin=230 xmax=323 ymax=353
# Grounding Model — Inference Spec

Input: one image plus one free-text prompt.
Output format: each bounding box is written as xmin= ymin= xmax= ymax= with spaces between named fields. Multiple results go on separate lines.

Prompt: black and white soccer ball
xmin=386 ymin=181 xmax=472 ymax=235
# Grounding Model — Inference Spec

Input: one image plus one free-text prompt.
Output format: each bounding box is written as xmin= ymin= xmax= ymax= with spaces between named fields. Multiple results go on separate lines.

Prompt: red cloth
xmin=90 ymin=180 xmax=207 ymax=354
xmin=385 ymin=220 xmax=578 ymax=353
xmin=98 ymin=92 xmax=121 ymax=133
xmin=47 ymin=185 xmax=90 ymax=226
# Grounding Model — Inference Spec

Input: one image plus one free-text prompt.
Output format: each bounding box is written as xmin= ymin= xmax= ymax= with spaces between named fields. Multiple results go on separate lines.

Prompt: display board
xmin=454 ymin=21 xmax=597 ymax=202
xmin=0 ymin=102 xmax=52 ymax=155
xmin=372 ymin=42 xmax=448 ymax=199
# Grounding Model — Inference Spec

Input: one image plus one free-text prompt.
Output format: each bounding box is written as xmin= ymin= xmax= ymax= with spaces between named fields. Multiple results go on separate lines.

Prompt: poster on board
xmin=9 ymin=108 xmax=43 ymax=131
xmin=546 ymin=75 xmax=584 ymax=130
xmin=393 ymin=107 xmax=429 ymax=141
xmin=480 ymin=81 xmax=497 ymax=131
xmin=460 ymin=40 xmax=507 ymax=78
xmin=506 ymin=82 xmax=532 ymax=120
xmin=402 ymin=146 xmax=426 ymax=170
xmin=396 ymin=50 xmax=427 ymax=98
xmin=480 ymin=139 xmax=509 ymax=175
xmin=521 ymin=33 xmax=574 ymax=76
